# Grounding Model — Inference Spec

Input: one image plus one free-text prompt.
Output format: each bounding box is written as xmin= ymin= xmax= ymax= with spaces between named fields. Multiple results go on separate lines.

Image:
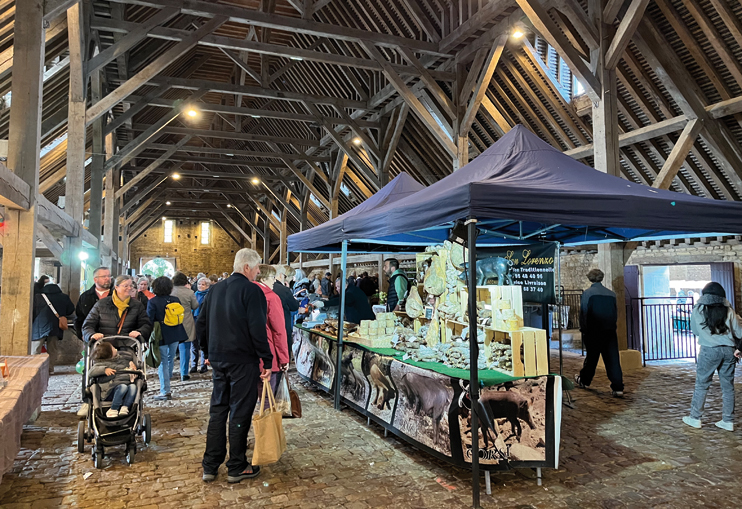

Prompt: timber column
xmin=60 ymin=2 xmax=86 ymax=302
xmin=0 ymin=0 xmax=45 ymax=355
xmin=591 ymin=0 xmax=627 ymax=350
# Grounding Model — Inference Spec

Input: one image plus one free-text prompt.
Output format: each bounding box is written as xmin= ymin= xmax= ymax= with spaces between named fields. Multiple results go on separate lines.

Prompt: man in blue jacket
xmin=197 ymin=248 xmax=273 ymax=484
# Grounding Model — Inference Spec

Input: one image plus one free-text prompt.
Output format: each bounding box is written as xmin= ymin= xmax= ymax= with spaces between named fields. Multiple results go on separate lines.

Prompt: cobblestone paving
xmin=1 ymin=352 xmax=741 ymax=508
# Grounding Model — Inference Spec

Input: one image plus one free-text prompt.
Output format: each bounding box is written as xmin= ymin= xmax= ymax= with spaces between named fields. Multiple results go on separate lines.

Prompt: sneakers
xmin=611 ymin=391 xmax=624 ymax=398
xmin=106 ymin=409 xmax=119 ymax=418
xmin=227 ymin=465 xmax=261 ymax=483
xmin=715 ymin=420 xmax=734 ymax=432
xmin=574 ymin=374 xmax=589 ymax=389
xmin=181 ymin=375 xmax=191 ymax=382
xmin=119 ymin=406 xmax=130 ymax=416
xmin=153 ymin=393 xmax=172 ymax=401
xmin=77 ymin=403 xmax=89 ymax=418
xmin=189 ymin=367 xmax=198 ymax=374
xmin=203 ymin=472 xmax=217 ymax=483
xmin=683 ymin=416 xmax=702 ymax=429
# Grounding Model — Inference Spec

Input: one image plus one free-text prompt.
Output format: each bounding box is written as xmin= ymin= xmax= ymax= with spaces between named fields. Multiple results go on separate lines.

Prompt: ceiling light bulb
xmin=227 ymin=204 xmax=231 ymax=208
xmin=353 ymin=137 xmax=362 ymax=145
xmin=251 ymin=178 xmax=260 ymax=185
xmin=512 ymin=29 xmax=524 ymax=39
xmin=290 ymin=56 xmax=303 ymax=61
xmin=78 ymin=251 xmax=89 ymax=261
xmin=172 ymin=173 xmax=181 ymax=180
xmin=187 ymin=109 xmax=198 ymax=117
xmin=166 ymin=201 xmax=171 ymax=205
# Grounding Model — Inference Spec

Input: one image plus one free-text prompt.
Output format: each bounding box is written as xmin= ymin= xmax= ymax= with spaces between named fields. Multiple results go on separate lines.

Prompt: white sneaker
xmin=106 ymin=409 xmax=119 ymax=418
xmin=683 ymin=416 xmax=701 ymax=429
xmin=77 ymin=403 xmax=89 ymax=418
xmin=715 ymin=420 xmax=734 ymax=432
xmin=119 ymin=406 xmax=129 ymax=416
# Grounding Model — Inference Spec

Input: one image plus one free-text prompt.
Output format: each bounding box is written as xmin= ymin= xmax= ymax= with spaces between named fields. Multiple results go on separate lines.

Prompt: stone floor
xmin=0 ymin=352 xmax=740 ymax=508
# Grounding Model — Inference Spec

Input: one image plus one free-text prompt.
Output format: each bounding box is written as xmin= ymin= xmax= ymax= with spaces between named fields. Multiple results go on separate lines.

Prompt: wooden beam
xmin=35 ymin=223 xmax=64 ymax=259
xmin=213 ymin=218 xmax=243 ymax=247
xmin=652 ymin=119 xmax=703 ymax=190
xmin=216 ymin=205 xmax=253 ymax=242
xmin=564 ymin=115 xmax=690 ymax=158
xmin=380 ymin=105 xmax=409 ymax=185
xmin=402 ymin=0 xmax=441 ymax=43
xmin=0 ymin=15 xmax=67 ymax=81
xmin=0 ymin=161 xmax=31 ymax=210
xmin=362 ymin=42 xmax=457 ymax=157
xmin=460 ymin=34 xmax=507 ymax=136
xmin=116 ymin=136 xmax=192 ymax=198
xmin=516 ymin=0 xmax=601 ymax=102
xmin=86 ymin=16 xmax=228 ymax=125
xmin=128 ymin=124 xmax=319 ymax=147
xmin=604 ymin=0 xmax=650 ymax=70
xmin=397 ymin=46 xmax=455 ymax=119
xmin=438 ymin=0 xmax=510 ymax=53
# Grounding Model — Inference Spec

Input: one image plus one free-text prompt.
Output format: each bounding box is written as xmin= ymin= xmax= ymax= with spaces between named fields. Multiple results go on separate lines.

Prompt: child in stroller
xmin=88 ymin=342 xmax=139 ymax=418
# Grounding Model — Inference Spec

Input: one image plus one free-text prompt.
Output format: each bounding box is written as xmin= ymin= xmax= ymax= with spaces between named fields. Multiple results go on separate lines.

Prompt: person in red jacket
xmin=255 ymin=265 xmax=289 ymax=392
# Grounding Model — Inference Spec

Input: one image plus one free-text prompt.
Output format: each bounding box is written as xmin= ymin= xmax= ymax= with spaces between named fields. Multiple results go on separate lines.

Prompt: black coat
xmin=32 ymin=284 xmax=75 ymax=340
xmin=196 ymin=273 xmax=273 ymax=367
xmin=75 ymin=285 xmax=110 ymax=339
xmin=325 ymin=284 xmax=375 ymax=325
xmin=273 ymin=281 xmax=299 ymax=341
xmin=81 ymin=295 xmax=152 ymax=343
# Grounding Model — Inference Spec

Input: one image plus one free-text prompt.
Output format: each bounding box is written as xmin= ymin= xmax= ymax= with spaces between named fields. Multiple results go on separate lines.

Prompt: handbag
xmin=251 ymin=381 xmax=286 ymax=466
xmin=287 ymin=376 xmax=302 ymax=418
xmin=42 ymin=294 xmax=68 ymax=331
xmin=145 ymin=322 xmax=162 ymax=368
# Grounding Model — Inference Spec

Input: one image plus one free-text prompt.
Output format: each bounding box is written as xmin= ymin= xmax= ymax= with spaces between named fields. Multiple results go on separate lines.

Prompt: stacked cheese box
xmin=490 ymin=286 xmax=524 ymax=331
xmin=353 ymin=313 xmax=397 ymax=348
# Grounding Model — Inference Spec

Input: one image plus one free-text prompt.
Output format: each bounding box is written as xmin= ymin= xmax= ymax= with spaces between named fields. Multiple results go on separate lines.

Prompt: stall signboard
xmin=293 ymin=328 xmax=562 ymax=471
xmin=478 ymin=243 xmax=557 ymax=304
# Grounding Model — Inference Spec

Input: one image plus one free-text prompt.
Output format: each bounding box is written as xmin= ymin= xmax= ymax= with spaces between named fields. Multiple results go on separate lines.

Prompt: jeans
xmin=179 ymin=342 xmax=192 ymax=377
xmin=202 ymin=362 xmax=260 ymax=476
xmin=579 ymin=330 xmax=624 ymax=392
xmin=190 ymin=342 xmax=204 ymax=369
xmin=689 ymin=345 xmax=736 ymax=422
xmin=158 ymin=342 xmax=178 ymax=395
xmin=31 ymin=336 xmax=58 ymax=374
xmin=106 ymin=383 xmax=137 ymax=410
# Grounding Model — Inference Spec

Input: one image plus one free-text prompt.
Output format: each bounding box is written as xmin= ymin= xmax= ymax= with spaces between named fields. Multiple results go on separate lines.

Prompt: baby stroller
xmin=77 ymin=335 xmax=151 ymax=468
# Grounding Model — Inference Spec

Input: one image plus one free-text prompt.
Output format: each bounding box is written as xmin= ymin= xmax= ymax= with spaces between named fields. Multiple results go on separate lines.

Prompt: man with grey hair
xmin=197 ymin=248 xmax=273 ymax=483
xmin=75 ymin=266 xmax=112 ymax=340
xmin=575 ymin=268 xmax=625 ymax=397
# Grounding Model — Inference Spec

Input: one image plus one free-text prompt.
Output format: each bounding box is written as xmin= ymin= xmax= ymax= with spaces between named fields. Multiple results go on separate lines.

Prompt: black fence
xmin=560 ymin=289 xmax=583 ymax=330
xmin=627 ymin=297 xmax=697 ymax=365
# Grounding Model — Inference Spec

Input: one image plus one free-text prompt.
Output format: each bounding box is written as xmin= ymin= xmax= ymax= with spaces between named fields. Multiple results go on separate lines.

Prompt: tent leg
xmin=484 ymin=471 xmax=491 ymax=495
xmin=557 ymin=242 xmax=563 ymax=376
xmin=467 ymin=218 xmax=481 ymax=509
xmin=334 ymin=240 xmax=348 ymax=411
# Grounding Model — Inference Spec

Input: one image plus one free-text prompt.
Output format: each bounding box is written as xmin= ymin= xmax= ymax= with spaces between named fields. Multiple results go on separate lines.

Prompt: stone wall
xmin=560 ymin=239 xmax=742 ymax=306
xmin=129 ymin=219 xmax=244 ymax=277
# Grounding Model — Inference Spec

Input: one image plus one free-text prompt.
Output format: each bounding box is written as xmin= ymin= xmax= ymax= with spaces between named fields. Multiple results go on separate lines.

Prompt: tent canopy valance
xmin=289 ymin=126 xmax=742 ymax=253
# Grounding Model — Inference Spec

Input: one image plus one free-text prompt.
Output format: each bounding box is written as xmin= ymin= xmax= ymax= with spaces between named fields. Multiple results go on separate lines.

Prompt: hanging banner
xmin=477 ymin=242 xmax=557 ymax=304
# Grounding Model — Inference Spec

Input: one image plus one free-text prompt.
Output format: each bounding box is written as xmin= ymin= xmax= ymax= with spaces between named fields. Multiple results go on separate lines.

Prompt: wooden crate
xmin=509 ymin=327 xmax=549 ymax=377
xmin=459 ymin=285 xmax=524 ymax=330
xmin=443 ymin=319 xmax=495 ymax=345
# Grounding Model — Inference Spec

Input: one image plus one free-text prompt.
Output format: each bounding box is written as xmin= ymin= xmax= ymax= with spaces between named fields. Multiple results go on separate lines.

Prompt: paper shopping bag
xmin=251 ymin=381 xmax=286 ymax=465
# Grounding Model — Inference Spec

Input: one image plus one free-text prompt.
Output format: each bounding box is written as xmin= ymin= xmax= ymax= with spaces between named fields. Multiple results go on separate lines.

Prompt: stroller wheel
xmin=142 ymin=414 xmax=152 ymax=445
xmin=93 ymin=448 xmax=104 ymax=469
xmin=126 ymin=446 xmax=135 ymax=465
xmin=77 ymin=421 xmax=86 ymax=453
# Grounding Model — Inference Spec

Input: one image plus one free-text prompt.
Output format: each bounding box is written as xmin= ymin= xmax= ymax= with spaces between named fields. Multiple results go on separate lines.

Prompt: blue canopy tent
xmin=288 ymin=126 xmax=742 ymax=505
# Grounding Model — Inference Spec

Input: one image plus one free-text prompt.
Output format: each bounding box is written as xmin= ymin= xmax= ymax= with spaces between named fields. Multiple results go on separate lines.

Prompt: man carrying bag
xmin=32 ymin=280 xmax=75 ymax=374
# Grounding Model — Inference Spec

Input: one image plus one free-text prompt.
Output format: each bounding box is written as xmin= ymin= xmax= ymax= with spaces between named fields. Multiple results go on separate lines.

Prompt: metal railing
xmin=627 ymin=297 xmax=697 ymax=365
xmin=560 ymin=289 xmax=583 ymax=330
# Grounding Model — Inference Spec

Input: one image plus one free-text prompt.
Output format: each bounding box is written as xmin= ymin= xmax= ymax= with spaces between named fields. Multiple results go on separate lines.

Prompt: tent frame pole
xmin=557 ymin=242 xmax=563 ymax=376
xmin=466 ymin=217 xmax=481 ymax=509
xmin=334 ymin=239 xmax=349 ymax=410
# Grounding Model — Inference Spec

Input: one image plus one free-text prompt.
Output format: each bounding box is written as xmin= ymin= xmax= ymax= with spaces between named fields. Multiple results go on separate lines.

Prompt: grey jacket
xmin=690 ymin=300 xmax=742 ymax=348
xmin=88 ymin=351 xmax=137 ymax=400
xmin=171 ymin=285 xmax=199 ymax=342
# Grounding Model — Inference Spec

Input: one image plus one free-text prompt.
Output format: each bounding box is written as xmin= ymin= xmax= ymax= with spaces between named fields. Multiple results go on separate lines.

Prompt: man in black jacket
xmin=32 ymin=281 xmax=75 ymax=374
xmin=273 ymin=265 xmax=300 ymax=359
xmin=74 ymin=266 xmax=111 ymax=339
xmin=323 ymin=278 xmax=376 ymax=324
xmin=197 ymin=248 xmax=273 ymax=484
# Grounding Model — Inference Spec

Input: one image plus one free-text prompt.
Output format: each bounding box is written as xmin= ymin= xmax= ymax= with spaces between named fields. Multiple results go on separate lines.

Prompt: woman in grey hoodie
xmin=683 ymin=282 xmax=742 ymax=432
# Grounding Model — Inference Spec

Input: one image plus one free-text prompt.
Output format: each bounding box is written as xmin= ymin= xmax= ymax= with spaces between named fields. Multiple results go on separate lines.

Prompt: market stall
xmin=288 ymin=126 xmax=742 ymax=506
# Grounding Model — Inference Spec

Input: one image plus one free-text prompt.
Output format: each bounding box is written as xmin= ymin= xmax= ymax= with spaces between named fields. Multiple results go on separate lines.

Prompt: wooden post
xmin=0 ymin=0 xmax=44 ymax=355
xmin=60 ymin=1 xmax=86 ymax=302
xmin=591 ymin=0 xmax=626 ymax=350
xmin=263 ymin=217 xmax=270 ymax=262
xmin=102 ymin=132 xmax=119 ymax=270
xmin=89 ymin=68 xmax=105 ymax=264
xmin=279 ymin=207 xmax=288 ymax=264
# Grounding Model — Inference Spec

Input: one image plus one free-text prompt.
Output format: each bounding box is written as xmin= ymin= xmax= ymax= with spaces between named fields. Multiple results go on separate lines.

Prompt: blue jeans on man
xmin=158 ymin=342 xmax=178 ymax=396
xmin=106 ymin=383 xmax=137 ymax=411
xmin=689 ymin=345 xmax=736 ymax=423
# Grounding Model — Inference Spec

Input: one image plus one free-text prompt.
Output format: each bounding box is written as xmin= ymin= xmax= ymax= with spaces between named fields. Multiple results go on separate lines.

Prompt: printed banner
xmin=477 ymin=243 xmax=557 ymax=304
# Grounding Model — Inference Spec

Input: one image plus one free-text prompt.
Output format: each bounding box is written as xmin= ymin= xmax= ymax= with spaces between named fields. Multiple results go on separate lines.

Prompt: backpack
xmin=164 ymin=299 xmax=185 ymax=326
